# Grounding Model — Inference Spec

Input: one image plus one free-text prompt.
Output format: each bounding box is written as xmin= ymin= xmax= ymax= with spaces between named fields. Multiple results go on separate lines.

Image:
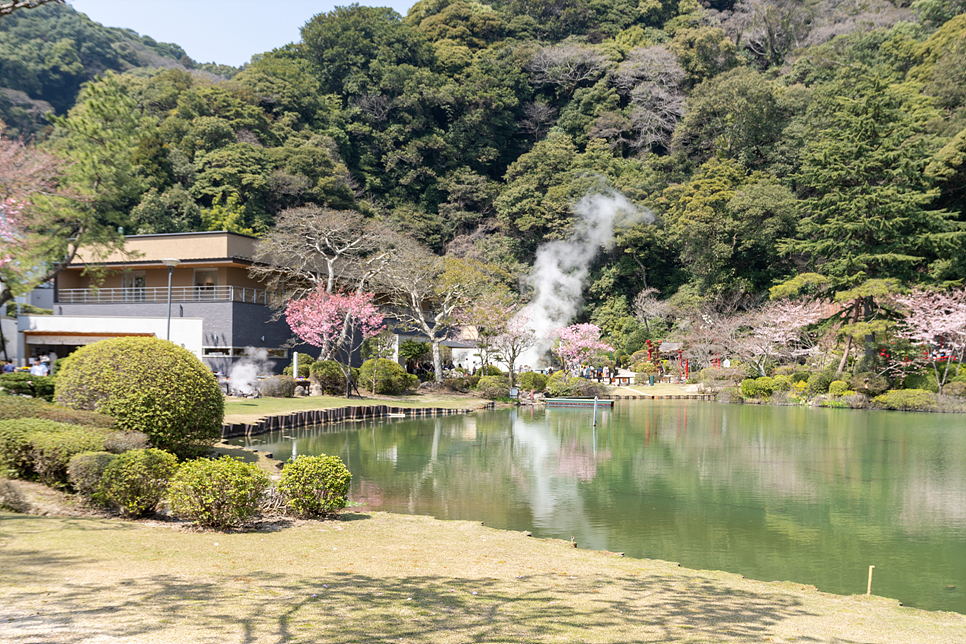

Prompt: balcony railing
xmin=56 ymin=286 xmax=284 ymax=306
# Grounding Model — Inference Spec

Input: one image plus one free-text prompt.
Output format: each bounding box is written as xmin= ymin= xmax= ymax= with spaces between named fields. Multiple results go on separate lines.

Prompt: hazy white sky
xmin=69 ymin=0 xmax=417 ymax=67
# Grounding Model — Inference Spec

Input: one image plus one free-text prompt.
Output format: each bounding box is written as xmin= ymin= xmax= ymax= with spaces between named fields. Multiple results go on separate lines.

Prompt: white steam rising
xmin=520 ymin=189 xmax=654 ymax=366
xmin=228 ymin=346 xmax=273 ymax=395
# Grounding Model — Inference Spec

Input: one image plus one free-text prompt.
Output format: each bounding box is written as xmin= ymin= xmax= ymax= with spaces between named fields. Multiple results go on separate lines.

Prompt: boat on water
xmin=544 ymin=397 xmax=614 ymax=408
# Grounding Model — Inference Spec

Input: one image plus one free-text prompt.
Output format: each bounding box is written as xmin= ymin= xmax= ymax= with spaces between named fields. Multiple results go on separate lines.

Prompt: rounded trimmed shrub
xmin=943 ymin=381 xmax=966 ymax=397
xmin=443 ymin=377 xmax=469 ymax=392
xmin=828 ymin=380 xmax=849 ymax=396
xmin=754 ymin=377 xmax=777 ymax=397
xmin=476 ymin=375 xmax=510 ymax=399
xmin=101 ymin=448 xmax=178 ymax=517
xmin=259 ymin=375 xmax=297 ymax=398
xmin=545 ymin=371 xmax=575 ymax=397
xmin=740 ymin=378 xmax=759 ymax=398
xmin=167 ymin=456 xmax=270 ymax=528
xmin=278 ymin=455 xmax=351 ymax=518
xmin=67 ymin=451 xmax=117 ymax=502
xmin=359 ymin=358 xmax=418 ymax=395
xmin=632 ymin=360 xmax=657 ymax=374
xmin=806 ymin=372 xmax=832 ymax=396
xmin=309 ymin=360 xmax=350 ymax=395
xmin=480 ymin=365 xmax=503 ymax=376
xmin=850 ymin=372 xmax=890 ymax=397
xmin=518 ymin=371 xmax=547 ymax=393
xmin=55 ymin=337 xmax=224 ymax=459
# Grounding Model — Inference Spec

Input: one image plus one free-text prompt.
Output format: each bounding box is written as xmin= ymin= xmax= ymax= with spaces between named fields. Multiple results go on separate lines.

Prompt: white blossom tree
xmin=889 ymin=288 xmax=966 ymax=393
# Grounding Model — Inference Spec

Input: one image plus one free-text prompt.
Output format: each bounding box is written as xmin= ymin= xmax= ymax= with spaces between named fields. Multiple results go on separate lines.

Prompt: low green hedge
xmin=278 ymin=455 xmax=351 ymax=518
xmin=873 ymin=389 xmax=938 ymax=411
xmin=0 ymin=396 xmax=115 ymax=427
xmin=0 ymin=418 xmax=110 ymax=483
xmin=28 ymin=423 xmax=110 ymax=487
xmin=0 ymin=373 xmax=56 ymax=401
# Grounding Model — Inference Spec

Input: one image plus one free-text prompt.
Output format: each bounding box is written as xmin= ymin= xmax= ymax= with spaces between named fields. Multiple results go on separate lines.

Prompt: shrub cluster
xmin=167 ymin=456 xmax=270 ymax=528
xmin=100 ymin=448 xmax=178 ymax=517
xmin=518 ymin=371 xmax=547 ymax=393
xmin=828 ymin=380 xmax=850 ymax=396
xmin=0 ymin=373 xmax=56 ymax=401
xmin=944 ymin=381 xmax=966 ymax=397
xmin=309 ymin=360 xmax=351 ymax=395
xmin=902 ymin=372 xmax=939 ymax=393
xmin=55 ymin=337 xmax=224 ymax=459
xmin=806 ymin=372 xmax=832 ymax=396
xmin=67 ymin=451 xmax=116 ymax=502
xmin=259 ymin=375 xmax=297 ymax=398
xmin=282 ymin=352 xmax=315 ymax=378
xmin=850 ymin=372 xmax=890 ymax=396
xmin=740 ymin=377 xmax=778 ymax=398
xmin=544 ymin=371 xmax=574 ymax=397
xmin=443 ymin=377 xmax=470 ymax=392
xmin=359 ymin=358 xmax=417 ymax=395
xmin=278 ymin=455 xmax=351 ymax=517
xmin=873 ymin=389 xmax=938 ymax=411
xmin=476 ymin=375 xmax=510 ymax=399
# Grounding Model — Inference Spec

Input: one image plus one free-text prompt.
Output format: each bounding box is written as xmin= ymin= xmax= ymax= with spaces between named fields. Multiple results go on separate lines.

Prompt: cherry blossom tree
xmin=732 ymin=298 xmax=826 ymax=376
xmin=456 ymin=290 xmax=517 ymax=370
xmin=286 ymin=289 xmax=385 ymax=398
xmin=551 ymin=323 xmax=613 ymax=372
xmin=889 ymin=288 xmax=966 ymax=393
xmin=492 ymin=310 xmax=538 ymax=388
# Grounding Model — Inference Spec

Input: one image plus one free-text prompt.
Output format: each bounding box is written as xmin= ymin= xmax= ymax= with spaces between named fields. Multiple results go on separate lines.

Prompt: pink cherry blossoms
xmin=551 ymin=323 xmax=613 ymax=370
xmin=285 ymin=289 xmax=385 ymax=362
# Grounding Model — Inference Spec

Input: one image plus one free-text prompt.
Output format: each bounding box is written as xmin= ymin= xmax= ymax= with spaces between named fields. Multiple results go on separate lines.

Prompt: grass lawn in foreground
xmin=1 ymin=509 xmax=962 ymax=643
xmin=223 ymin=392 xmax=488 ymax=424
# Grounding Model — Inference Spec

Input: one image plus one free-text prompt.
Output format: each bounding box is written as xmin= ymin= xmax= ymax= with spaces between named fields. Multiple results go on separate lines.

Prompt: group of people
xmin=0 ymin=354 xmax=56 ymax=376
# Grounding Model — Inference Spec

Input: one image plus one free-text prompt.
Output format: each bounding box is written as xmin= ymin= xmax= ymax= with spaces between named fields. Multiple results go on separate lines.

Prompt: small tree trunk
xmin=432 ymin=340 xmax=443 ymax=383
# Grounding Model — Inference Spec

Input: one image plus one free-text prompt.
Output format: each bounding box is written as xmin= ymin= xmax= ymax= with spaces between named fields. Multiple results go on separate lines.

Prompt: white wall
xmin=17 ymin=315 xmax=205 ymax=360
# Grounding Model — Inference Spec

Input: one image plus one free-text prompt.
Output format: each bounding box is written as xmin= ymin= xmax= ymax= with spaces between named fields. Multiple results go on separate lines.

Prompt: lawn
xmin=1 ymin=507 xmax=962 ymax=644
xmin=223 ymin=392 xmax=489 ymax=424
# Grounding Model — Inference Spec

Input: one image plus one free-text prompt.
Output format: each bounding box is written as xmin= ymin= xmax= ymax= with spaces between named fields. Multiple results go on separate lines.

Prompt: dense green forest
xmin=3 ymin=0 xmax=966 ymax=360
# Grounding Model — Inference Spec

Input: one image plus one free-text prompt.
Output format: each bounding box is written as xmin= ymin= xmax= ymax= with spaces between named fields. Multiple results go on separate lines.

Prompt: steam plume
xmin=228 ymin=346 xmax=273 ymax=395
xmin=521 ymin=188 xmax=654 ymax=365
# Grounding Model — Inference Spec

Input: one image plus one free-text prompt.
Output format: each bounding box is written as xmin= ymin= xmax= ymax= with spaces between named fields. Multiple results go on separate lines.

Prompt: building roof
xmin=71 ymin=231 xmax=258 ymax=269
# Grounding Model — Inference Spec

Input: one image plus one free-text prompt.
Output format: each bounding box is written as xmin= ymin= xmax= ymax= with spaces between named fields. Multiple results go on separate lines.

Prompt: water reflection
xmin=234 ymin=401 xmax=966 ymax=613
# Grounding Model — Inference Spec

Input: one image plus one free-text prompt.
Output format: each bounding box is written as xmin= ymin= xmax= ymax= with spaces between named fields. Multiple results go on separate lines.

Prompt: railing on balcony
xmin=56 ymin=286 xmax=284 ymax=306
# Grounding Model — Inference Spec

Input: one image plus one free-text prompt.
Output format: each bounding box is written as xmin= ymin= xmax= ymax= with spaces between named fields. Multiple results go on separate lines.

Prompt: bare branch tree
xmin=0 ymin=0 xmax=62 ymax=18
xmin=527 ymin=43 xmax=611 ymax=93
xmin=250 ymin=205 xmax=399 ymax=300
xmin=632 ymin=287 xmax=674 ymax=333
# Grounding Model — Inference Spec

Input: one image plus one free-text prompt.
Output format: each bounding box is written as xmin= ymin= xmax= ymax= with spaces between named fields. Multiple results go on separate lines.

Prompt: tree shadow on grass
xmin=0 ymin=565 xmax=887 ymax=644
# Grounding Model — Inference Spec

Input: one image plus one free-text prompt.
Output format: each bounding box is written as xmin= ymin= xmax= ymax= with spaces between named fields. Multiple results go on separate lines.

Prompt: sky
xmin=69 ymin=0 xmax=417 ymax=67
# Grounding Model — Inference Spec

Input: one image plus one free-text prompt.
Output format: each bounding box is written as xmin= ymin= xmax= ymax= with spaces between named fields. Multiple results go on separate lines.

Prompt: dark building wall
xmin=56 ymin=302 xmax=295 ymax=374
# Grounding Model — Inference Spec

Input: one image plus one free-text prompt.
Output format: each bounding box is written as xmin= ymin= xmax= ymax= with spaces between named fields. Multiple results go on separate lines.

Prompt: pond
xmin=233 ymin=400 xmax=966 ymax=614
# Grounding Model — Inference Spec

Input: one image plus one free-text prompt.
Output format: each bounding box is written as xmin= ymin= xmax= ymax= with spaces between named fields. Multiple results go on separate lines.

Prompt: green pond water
xmin=233 ymin=400 xmax=966 ymax=614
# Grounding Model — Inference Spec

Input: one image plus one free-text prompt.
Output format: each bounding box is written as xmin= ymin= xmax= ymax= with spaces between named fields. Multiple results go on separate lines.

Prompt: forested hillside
xmin=3 ymin=0 xmax=966 ymax=362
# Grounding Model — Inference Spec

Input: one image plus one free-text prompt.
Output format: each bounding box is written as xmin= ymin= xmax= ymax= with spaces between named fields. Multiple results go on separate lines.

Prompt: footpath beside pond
xmin=1 ymin=508 xmax=962 ymax=643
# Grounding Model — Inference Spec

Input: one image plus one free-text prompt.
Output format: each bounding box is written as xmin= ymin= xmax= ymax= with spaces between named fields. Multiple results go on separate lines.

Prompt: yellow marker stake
xmin=867 ymin=565 xmax=875 ymax=595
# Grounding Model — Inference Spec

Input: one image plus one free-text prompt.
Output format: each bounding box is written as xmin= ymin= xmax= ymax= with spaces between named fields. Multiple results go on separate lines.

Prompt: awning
xmin=22 ymin=331 xmax=156 ymax=346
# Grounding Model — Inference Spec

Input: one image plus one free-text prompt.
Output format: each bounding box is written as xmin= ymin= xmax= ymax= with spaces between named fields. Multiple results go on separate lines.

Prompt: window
xmin=122 ymin=271 xmax=146 ymax=302
xmin=194 ymin=269 xmax=218 ymax=301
